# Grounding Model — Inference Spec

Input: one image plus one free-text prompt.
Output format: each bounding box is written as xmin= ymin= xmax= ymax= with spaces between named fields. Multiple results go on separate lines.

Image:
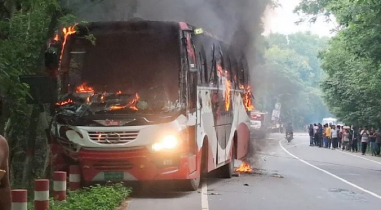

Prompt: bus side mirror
xmin=19 ymin=75 xmax=57 ymax=105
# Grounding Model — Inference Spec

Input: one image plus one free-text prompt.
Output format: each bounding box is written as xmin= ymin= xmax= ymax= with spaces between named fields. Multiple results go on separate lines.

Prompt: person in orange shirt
xmin=0 ymin=135 xmax=11 ymax=210
xmin=326 ymin=124 xmax=332 ymax=148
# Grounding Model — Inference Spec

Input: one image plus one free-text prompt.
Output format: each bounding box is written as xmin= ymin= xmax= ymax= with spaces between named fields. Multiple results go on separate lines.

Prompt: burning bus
xmin=22 ymin=20 xmax=253 ymax=191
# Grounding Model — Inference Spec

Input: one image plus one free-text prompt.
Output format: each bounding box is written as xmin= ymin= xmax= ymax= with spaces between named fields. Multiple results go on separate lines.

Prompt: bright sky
xmin=263 ymin=0 xmax=337 ymax=37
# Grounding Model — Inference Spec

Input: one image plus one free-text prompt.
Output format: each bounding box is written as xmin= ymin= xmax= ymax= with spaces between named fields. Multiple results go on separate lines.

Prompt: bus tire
xmin=181 ymin=177 xmax=200 ymax=191
xmin=220 ymin=146 xmax=235 ymax=178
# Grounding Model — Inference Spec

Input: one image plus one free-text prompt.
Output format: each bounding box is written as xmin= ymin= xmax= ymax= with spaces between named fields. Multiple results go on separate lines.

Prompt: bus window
xmin=198 ymin=48 xmax=207 ymax=85
xmin=185 ymin=32 xmax=198 ymax=111
xmin=186 ymin=33 xmax=197 ymax=70
xmin=208 ymin=44 xmax=218 ymax=86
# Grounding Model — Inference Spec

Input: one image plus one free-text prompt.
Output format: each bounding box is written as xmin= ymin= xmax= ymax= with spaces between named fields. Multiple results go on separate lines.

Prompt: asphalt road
xmin=127 ymin=133 xmax=381 ymax=210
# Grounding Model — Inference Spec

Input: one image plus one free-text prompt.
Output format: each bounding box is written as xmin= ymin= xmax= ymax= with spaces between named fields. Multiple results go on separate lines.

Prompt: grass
xmin=27 ymin=183 xmax=132 ymax=210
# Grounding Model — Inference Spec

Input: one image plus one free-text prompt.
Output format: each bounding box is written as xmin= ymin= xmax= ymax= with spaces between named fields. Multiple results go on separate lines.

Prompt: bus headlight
xmin=152 ymin=135 xmax=179 ymax=151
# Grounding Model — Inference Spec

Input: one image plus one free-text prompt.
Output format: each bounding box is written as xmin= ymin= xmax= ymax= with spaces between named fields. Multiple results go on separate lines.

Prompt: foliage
xmin=295 ymin=0 xmax=381 ymax=127
xmin=254 ymin=32 xmax=331 ymax=128
xmin=0 ymin=0 xmax=90 ymax=189
xmin=26 ymin=184 xmax=132 ymax=210
xmin=0 ymin=0 xmax=61 ymax=186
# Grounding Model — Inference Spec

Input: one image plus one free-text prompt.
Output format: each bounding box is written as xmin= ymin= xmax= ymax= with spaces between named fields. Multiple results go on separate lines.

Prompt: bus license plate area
xmin=104 ymin=172 xmax=124 ymax=181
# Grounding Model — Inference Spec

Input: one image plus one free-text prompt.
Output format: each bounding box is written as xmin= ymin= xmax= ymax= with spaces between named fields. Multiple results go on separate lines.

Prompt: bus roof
xmin=76 ymin=19 xmax=225 ymax=43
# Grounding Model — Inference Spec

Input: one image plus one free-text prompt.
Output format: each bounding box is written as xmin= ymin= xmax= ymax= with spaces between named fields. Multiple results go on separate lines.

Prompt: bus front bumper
xmin=78 ymin=149 xmax=199 ymax=183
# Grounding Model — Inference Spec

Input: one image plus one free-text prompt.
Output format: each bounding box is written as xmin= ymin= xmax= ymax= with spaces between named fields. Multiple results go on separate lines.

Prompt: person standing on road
xmin=352 ymin=127 xmax=359 ymax=152
xmin=322 ymin=124 xmax=327 ymax=148
xmin=331 ymin=125 xmax=338 ymax=149
xmin=326 ymin=124 xmax=330 ymax=147
xmin=361 ymin=127 xmax=370 ymax=155
xmin=318 ymin=123 xmax=323 ymax=147
xmin=314 ymin=123 xmax=319 ymax=146
xmin=375 ymin=129 xmax=381 ymax=156
xmin=337 ymin=125 xmax=342 ymax=148
xmin=369 ymin=128 xmax=377 ymax=156
xmin=342 ymin=127 xmax=350 ymax=151
xmin=357 ymin=127 xmax=363 ymax=152
xmin=326 ymin=124 xmax=332 ymax=148
xmin=309 ymin=124 xmax=314 ymax=146
xmin=0 ymin=135 xmax=11 ymax=210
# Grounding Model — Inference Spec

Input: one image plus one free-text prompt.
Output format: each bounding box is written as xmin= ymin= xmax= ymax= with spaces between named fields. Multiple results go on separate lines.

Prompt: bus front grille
xmin=88 ymin=131 xmax=139 ymax=144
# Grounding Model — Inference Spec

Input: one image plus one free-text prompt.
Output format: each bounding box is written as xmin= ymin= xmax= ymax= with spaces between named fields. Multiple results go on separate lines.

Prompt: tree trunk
xmin=0 ymin=96 xmax=10 ymax=135
xmin=21 ymin=105 xmax=40 ymax=186
xmin=39 ymin=11 xmax=59 ymax=179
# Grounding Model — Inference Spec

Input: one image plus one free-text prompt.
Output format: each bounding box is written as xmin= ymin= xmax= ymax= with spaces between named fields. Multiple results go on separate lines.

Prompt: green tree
xmin=0 ymin=0 xmax=77 ymax=188
xmin=295 ymin=0 xmax=381 ymax=127
xmin=254 ymin=32 xmax=331 ymax=129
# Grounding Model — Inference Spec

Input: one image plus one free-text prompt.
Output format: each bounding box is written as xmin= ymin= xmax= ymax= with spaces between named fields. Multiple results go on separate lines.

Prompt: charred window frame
xmin=59 ymin=34 xmax=75 ymax=94
xmin=208 ymin=44 xmax=224 ymax=88
xmin=220 ymin=45 xmax=234 ymax=84
xmin=227 ymin=55 xmax=233 ymax=87
xmin=241 ymin=56 xmax=249 ymax=86
xmin=182 ymin=31 xmax=198 ymax=112
xmin=238 ymin=57 xmax=247 ymax=87
xmin=208 ymin=44 xmax=216 ymax=86
xmin=197 ymin=46 xmax=207 ymax=85
xmin=218 ymin=46 xmax=225 ymax=86
xmin=229 ymin=53 xmax=239 ymax=89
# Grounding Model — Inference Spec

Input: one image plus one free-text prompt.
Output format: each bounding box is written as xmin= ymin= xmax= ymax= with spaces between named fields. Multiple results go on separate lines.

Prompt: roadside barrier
xmin=11 ymin=168 xmax=81 ymax=209
xmin=34 ymin=179 xmax=49 ymax=210
xmin=69 ymin=165 xmax=81 ymax=190
xmin=11 ymin=189 xmax=27 ymax=210
xmin=53 ymin=171 xmax=67 ymax=202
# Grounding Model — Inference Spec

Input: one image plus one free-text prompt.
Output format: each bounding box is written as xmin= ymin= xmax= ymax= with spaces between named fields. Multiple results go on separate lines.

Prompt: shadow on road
xmin=129 ymin=181 xmax=194 ymax=199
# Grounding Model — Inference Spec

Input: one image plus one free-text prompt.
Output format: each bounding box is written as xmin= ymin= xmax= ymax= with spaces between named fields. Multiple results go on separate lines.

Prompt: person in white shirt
xmin=313 ymin=124 xmax=319 ymax=146
xmin=331 ymin=125 xmax=338 ymax=149
xmin=361 ymin=127 xmax=370 ymax=155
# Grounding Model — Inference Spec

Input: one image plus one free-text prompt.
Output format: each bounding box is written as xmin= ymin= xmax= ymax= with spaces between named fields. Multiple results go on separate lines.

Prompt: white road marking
xmin=336 ymin=150 xmax=381 ymax=166
xmin=201 ymin=181 xmax=209 ymax=210
xmin=279 ymin=140 xmax=381 ymax=200
xmin=285 ymin=142 xmax=309 ymax=149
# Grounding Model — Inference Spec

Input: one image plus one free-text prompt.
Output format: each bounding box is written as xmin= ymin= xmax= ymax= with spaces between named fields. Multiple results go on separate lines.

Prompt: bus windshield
xmin=59 ymin=25 xmax=181 ymax=115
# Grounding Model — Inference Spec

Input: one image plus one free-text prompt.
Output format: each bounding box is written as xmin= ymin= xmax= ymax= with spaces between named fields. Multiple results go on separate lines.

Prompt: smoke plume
xmin=66 ymin=0 xmax=270 ymax=68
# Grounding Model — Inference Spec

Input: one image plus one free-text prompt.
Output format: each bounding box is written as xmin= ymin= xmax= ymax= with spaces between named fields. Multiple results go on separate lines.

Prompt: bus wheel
xmin=181 ymin=177 xmax=200 ymax=191
xmin=220 ymin=146 xmax=235 ymax=178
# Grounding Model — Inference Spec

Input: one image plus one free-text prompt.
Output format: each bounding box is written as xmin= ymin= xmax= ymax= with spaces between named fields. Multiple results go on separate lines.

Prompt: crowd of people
xmin=308 ymin=124 xmax=381 ymax=156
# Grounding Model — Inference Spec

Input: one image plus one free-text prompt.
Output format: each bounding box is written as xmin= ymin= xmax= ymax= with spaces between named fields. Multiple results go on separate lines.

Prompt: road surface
xmin=126 ymin=133 xmax=381 ymax=210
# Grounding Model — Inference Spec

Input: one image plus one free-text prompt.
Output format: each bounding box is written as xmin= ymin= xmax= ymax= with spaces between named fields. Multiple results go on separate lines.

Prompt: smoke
xmin=66 ymin=0 xmax=270 ymax=68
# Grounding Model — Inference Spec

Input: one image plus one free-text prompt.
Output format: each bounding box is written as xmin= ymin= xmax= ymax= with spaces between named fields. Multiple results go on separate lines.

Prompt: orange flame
xmin=235 ymin=162 xmax=253 ymax=173
xmin=217 ymin=63 xmax=224 ymax=77
xmin=225 ymin=71 xmax=231 ymax=111
xmin=116 ymin=90 xmax=122 ymax=95
xmin=56 ymin=99 xmax=73 ymax=106
xmin=53 ymin=34 xmax=60 ymax=41
xmin=59 ymin=23 xmax=78 ymax=70
xmin=244 ymin=86 xmax=254 ymax=111
xmin=76 ymin=83 xmax=94 ymax=94
xmin=110 ymin=93 xmax=140 ymax=111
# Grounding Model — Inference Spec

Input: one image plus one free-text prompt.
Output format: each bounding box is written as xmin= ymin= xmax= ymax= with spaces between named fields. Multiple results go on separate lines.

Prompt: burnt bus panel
xmin=192 ymin=33 xmax=237 ymax=159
